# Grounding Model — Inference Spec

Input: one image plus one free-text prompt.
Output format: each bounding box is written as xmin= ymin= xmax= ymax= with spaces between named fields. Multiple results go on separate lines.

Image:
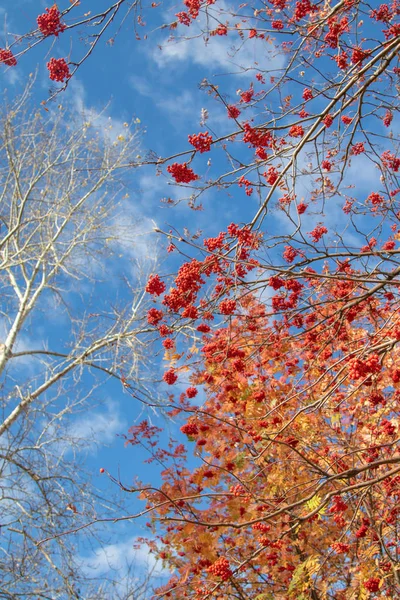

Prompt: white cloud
xmin=151 ymin=2 xmax=285 ymax=76
xmin=80 ymin=535 xmax=170 ymax=581
xmin=68 ymin=401 xmax=125 ymax=448
xmin=153 ymin=31 xmax=284 ymax=76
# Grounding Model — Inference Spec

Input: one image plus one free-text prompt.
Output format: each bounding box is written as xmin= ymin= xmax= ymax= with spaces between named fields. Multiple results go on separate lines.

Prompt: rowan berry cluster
xmin=321 ymin=160 xmax=332 ymax=171
xmin=176 ymin=11 xmax=191 ymax=25
xmin=211 ymin=24 xmax=228 ymax=36
xmin=348 ymin=354 xmax=381 ymax=379
xmin=188 ymin=131 xmax=212 ymax=153
xmin=283 ymin=245 xmax=298 ymax=263
xmin=219 ymin=299 xmax=236 ymax=315
xmin=162 ymin=338 xmax=174 ymax=349
xmin=47 ymin=57 xmax=70 ymax=82
xmin=146 ymin=274 xmax=166 ymax=296
xmin=371 ymin=4 xmax=391 ymax=22
xmin=335 ymin=51 xmax=349 ymax=70
xmin=308 ymin=225 xmax=328 ymax=243
xmin=363 ymin=578 xmax=381 ymax=592
xmin=341 ymin=115 xmax=353 ymax=125
xmin=294 ymin=0 xmax=317 ymax=21
xmin=329 ymin=495 xmax=348 ymax=513
xmin=367 ymin=192 xmax=384 ymax=207
xmin=302 ymin=88 xmax=313 ymax=101
xmin=383 ymin=110 xmax=393 ymax=127
xmin=186 ymin=387 xmax=198 ymax=398
xmin=289 ymin=124 xmax=304 ymax=138
xmin=382 ymin=240 xmax=395 ymax=250
xmin=323 ymin=114 xmax=333 ymax=128
xmin=227 ymin=105 xmax=241 ymax=119
xmin=381 ymin=151 xmax=400 ymax=172
xmin=37 ymin=6 xmax=66 ymax=37
xmin=240 ymin=88 xmax=254 ymax=103
xmin=351 ymin=46 xmax=369 ymax=65
xmin=264 ymin=166 xmax=279 ymax=185
xmin=237 ymin=175 xmax=253 ymax=196
xmin=204 ymin=232 xmax=226 ymax=252
xmin=163 ymin=259 xmax=204 ymax=313
xmin=167 ymin=162 xmax=199 ymax=183
xmin=331 ymin=542 xmax=349 ymax=554
xmin=147 ymin=308 xmax=164 ymax=325
xmin=184 ymin=0 xmax=200 ymax=19
xmin=207 ymin=557 xmax=232 ymax=580
xmin=0 ymin=49 xmax=17 ymax=66
xmin=243 ymin=124 xmax=272 ymax=148
xmin=181 ymin=422 xmax=199 ymax=435
xmin=163 ymin=369 xmax=178 ymax=385
xmin=351 ymin=142 xmax=365 ymax=155
xmin=324 ymin=16 xmax=349 ymax=48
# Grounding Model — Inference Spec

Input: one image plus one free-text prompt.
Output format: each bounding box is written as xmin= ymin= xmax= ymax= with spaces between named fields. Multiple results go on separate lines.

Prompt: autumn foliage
xmin=3 ymin=0 xmax=400 ymax=598
xmin=137 ymin=0 xmax=400 ymax=597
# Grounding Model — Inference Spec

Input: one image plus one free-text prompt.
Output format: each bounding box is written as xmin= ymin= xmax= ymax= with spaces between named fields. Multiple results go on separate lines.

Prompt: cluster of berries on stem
xmin=47 ymin=57 xmax=70 ymax=82
xmin=37 ymin=6 xmax=66 ymax=37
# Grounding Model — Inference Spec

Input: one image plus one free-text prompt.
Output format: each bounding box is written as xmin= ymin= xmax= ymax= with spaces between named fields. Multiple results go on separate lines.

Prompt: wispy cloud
xmin=151 ymin=2 xmax=285 ymax=77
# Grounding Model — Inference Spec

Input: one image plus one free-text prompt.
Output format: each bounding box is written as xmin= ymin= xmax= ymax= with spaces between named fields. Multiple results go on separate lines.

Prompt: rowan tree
xmin=2 ymin=1 xmax=400 ymax=598
xmin=132 ymin=1 xmax=398 ymax=598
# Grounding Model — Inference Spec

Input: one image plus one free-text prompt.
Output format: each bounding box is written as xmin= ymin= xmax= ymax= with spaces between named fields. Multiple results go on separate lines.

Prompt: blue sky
xmin=1 ymin=0 xmax=398 ymax=595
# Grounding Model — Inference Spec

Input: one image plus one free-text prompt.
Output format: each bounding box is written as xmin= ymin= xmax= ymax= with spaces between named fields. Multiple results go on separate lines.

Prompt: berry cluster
xmin=146 ymin=274 xmax=166 ymax=296
xmin=227 ymin=105 xmax=241 ymax=119
xmin=289 ymin=124 xmax=304 ymax=138
xmin=341 ymin=115 xmax=353 ymax=125
xmin=293 ymin=0 xmax=317 ymax=21
xmin=207 ymin=557 xmax=233 ymax=581
xmin=351 ymin=142 xmax=365 ymax=155
xmin=381 ymin=151 xmax=400 ymax=172
xmin=240 ymin=87 xmax=254 ymax=103
xmin=383 ymin=110 xmax=393 ymax=127
xmin=163 ymin=369 xmax=178 ymax=385
xmin=308 ymin=225 xmax=328 ymax=243
xmin=264 ymin=166 xmax=279 ymax=185
xmin=363 ymin=578 xmax=381 ymax=592
xmin=321 ymin=160 xmax=332 ymax=171
xmin=162 ymin=338 xmax=174 ymax=349
xmin=283 ymin=245 xmax=299 ymax=263
xmin=176 ymin=11 xmax=191 ymax=26
xmin=351 ymin=46 xmax=369 ymax=65
xmin=167 ymin=162 xmax=199 ymax=183
xmin=47 ymin=57 xmax=70 ymax=82
xmin=324 ymin=16 xmax=349 ymax=48
xmin=37 ymin=6 xmax=66 ymax=37
xmin=186 ymin=387 xmax=198 ymax=398
xmin=188 ymin=131 xmax=213 ymax=153
xmin=0 ymin=48 xmax=17 ymax=67
xmin=180 ymin=422 xmax=199 ymax=435
xmin=243 ymin=123 xmax=273 ymax=148
xmin=331 ymin=542 xmax=349 ymax=554
xmin=219 ymin=299 xmax=236 ymax=315
xmin=147 ymin=308 xmax=164 ymax=325
xmin=347 ymin=354 xmax=381 ymax=380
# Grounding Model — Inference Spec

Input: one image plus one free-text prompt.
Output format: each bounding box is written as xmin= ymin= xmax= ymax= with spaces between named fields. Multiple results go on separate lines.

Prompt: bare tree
xmin=0 ymin=82 xmax=159 ymax=598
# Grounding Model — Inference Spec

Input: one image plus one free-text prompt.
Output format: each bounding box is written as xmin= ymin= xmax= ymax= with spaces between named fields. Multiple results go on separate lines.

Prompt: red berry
xmin=47 ymin=57 xmax=70 ymax=82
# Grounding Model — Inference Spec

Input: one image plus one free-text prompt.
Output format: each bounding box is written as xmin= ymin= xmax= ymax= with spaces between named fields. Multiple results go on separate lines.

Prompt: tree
xmin=2 ymin=1 xmax=400 ymax=598
xmin=0 ymin=83 xmax=159 ymax=598
xmin=120 ymin=2 xmax=399 ymax=599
